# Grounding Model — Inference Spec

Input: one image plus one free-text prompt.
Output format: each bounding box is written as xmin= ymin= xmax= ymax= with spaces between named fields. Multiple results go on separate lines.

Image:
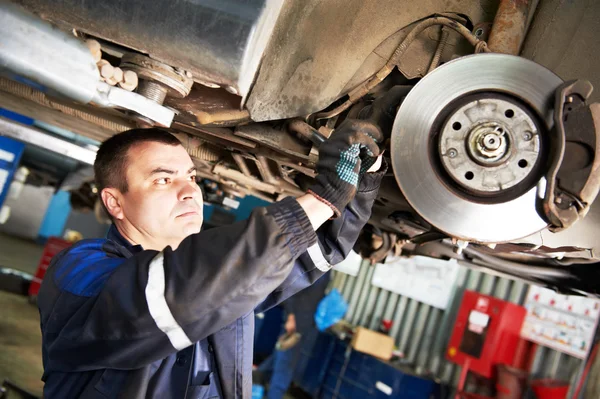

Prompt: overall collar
xmin=107 ymin=224 xmax=144 ymax=254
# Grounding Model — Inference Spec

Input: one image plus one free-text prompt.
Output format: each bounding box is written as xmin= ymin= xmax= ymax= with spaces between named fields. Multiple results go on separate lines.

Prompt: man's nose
xmin=177 ymin=180 xmax=199 ymax=201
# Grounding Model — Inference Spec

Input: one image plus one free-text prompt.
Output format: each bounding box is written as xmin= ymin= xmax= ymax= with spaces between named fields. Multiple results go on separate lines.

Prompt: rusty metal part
xmin=192 ymin=108 xmax=250 ymax=127
xmin=487 ymin=0 xmax=531 ymax=54
xmin=171 ymin=133 xmax=222 ymax=162
xmin=119 ymin=54 xmax=191 ymax=126
xmin=204 ymin=150 xmax=309 ymax=200
xmin=473 ymin=22 xmax=493 ymax=42
xmin=392 ymin=14 xmax=468 ymax=80
xmin=172 ymin=122 xmax=257 ymax=150
xmin=366 ymin=85 xmax=413 ymax=137
xmin=543 ymin=80 xmax=600 ymax=232
xmin=192 ymin=140 xmax=310 ymax=200
xmin=195 ymin=168 xmax=275 ymax=203
xmin=213 ymin=164 xmax=278 ymax=194
xmin=252 ymin=156 xmax=310 ymax=195
xmin=426 ymin=27 xmax=450 ymax=74
xmin=369 ymin=232 xmax=397 ymax=264
xmin=120 ymin=53 xmax=193 ymax=99
xmin=235 ymin=124 xmax=312 ymax=161
xmin=231 ymin=153 xmax=278 ymax=184
xmin=410 ymin=231 xmax=447 ymax=245
xmin=187 ymin=144 xmax=221 ymax=162
xmin=174 ymin=122 xmax=316 ymax=185
xmin=0 ymin=77 xmax=133 ymax=133
xmin=165 ymin=85 xmax=250 ymax=127
xmin=287 ymin=119 xmax=326 ymax=147
xmin=137 ymin=81 xmax=168 ymax=104
xmin=462 ymin=245 xmax=572 ymax=280
xmin=315 ymin=16 xmax=491 ymax=121
xmin=0 ymin=90 xmax=116 ymax=143
xmin=255 ymin=155 xmax=278 ymax=185
xmin=274 ymin=158 xmax=316 ymax=178
xmin=212 ymin=164 xmax=304 ymax=197
xmin=231 ymin=153 xmax=253 ymax=176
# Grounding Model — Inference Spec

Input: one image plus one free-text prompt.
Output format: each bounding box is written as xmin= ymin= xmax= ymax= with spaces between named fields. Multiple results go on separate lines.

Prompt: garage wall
xmin=0 ymin=184 xmax=54 ymax=240
xmin=330 ymin=262 xmax=586 ymax=397
xmin=63 ymin=210 xmax=110 ymax=240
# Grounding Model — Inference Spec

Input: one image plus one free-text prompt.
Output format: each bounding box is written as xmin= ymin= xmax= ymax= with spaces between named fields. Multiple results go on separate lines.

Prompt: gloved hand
xmin=308 ymin=119 xmax=383 ymax=217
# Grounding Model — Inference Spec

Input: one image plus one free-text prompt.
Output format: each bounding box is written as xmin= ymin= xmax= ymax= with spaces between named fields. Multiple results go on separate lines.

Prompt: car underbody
xmin=2 ymin=0 xmax=600 ymax=294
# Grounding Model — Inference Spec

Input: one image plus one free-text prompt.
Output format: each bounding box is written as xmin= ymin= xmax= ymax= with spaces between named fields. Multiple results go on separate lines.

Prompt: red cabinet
xmin=28 ymin=237 xmax=71 ymax=298
xmin=446 ymin=290 xmax=526 ymax=379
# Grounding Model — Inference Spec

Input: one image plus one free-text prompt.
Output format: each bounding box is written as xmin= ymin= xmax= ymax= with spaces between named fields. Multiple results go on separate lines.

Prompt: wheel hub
xmin=439 ymin=97 xmax=541 ymax=194
xmin=468 ymin=123 xmax=508 ymax=162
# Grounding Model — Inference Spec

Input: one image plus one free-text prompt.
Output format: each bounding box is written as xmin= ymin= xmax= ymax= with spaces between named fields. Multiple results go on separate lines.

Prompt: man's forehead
xmin=128 ymin=141 xmax=194 ymax=173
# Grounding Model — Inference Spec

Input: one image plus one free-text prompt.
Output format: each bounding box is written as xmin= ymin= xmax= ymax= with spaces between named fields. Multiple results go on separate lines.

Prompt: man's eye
xmin=156 ymin=178 xmax=170 ymax=185
xmin=188 ymin=175 xmax=196 ymax=182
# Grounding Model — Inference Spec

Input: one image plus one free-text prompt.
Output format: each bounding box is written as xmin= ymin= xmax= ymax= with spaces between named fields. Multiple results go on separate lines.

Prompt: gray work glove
xmin=308 ymin=119 xmax=383 ymax=217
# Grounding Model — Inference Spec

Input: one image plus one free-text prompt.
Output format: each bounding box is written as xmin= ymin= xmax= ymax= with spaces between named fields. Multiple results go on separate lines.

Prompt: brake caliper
xmin=544 ymin=80 xmax=600 ymax=231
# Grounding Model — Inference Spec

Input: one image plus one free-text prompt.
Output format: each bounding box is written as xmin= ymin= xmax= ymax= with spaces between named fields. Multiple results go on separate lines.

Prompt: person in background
xmin=254 ymin=272 xmax=331 ymax=399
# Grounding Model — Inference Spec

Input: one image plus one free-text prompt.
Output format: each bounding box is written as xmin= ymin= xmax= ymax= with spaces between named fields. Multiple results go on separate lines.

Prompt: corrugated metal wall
xmin=329 ymin=260 xmax=586 ymax=397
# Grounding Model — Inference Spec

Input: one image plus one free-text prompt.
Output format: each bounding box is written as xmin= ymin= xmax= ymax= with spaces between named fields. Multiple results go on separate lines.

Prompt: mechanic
xmin=254 ymin=272 xmax=331 ymax=399
xmin=37 ymin=120 xmax=385 ymax=398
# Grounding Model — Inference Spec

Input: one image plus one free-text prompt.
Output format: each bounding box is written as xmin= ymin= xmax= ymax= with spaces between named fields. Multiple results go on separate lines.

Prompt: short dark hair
xmin=94 ymin=128 xmax=181 ymax=194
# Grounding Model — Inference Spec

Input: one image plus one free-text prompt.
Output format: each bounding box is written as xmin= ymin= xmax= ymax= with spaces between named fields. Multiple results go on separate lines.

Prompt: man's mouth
xmin=176 ymin=210 xmax=200 ymax=218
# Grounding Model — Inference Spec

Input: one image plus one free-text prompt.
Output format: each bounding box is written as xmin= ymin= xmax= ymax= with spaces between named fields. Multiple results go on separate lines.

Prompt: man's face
xmin=112 ymin=141 xmax=203 ymax=248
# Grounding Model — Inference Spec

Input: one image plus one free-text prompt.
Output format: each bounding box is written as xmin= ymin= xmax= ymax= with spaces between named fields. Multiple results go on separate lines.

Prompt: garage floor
xmin=0 ymin=232 xmax=45 ymax=397
xmin=0 ymin=291 xmax=44 ymax=396
xmin=0 ymin=232 xmax=44 ymax=276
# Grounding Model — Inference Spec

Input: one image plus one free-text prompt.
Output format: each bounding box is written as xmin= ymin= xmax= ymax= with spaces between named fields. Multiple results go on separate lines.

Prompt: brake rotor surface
xmin=391 ymin=54 xmax=563 ymax=243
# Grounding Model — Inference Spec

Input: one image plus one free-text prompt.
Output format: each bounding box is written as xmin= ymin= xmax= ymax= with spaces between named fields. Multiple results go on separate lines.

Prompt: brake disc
xmin=391 ymin=54 xmax=564 ymax=243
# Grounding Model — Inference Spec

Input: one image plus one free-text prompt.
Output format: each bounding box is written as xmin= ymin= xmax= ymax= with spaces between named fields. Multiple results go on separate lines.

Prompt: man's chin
xmin=180 ymin=219 xmax=203 ymax=236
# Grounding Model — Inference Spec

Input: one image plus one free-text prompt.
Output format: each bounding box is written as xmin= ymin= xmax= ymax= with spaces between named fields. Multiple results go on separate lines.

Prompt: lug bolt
xmin=523 ymin=132 xmax=533 ymax=141
xmin=448 ymin=148 xmax=458 ymax=158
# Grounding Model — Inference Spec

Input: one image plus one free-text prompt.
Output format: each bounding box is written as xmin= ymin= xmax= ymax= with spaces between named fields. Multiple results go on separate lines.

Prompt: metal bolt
xmin=448 ymin=148 xmax=458 ymax=158
xmin=454 ymin=240 xmax=469 ymax=255
xmin=137 ymin=80 xmax=168 ymax=104
xmin=225 ymin=86 xmax=239 ymax=95
xmin=483 ymin=134 xmax=501 ymax=150
xmin=523 ymin=132 xmax=533 ymax=141
xmin=475 ymin=28 xmax=484 ymax=38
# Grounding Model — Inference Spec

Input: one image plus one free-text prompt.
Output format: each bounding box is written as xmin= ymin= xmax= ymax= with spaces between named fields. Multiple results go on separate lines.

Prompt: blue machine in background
xmin=0 ymin=136 xmax=25 ymax=210
xmin=293 ymin=332 xmax=442 ymax=399
xmin=254 ymin=306 xmax=285 ymax=363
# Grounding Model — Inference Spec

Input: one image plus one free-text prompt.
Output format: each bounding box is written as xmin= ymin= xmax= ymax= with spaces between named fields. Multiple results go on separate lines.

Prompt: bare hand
xmin=285 ymin=314 xmax=296 ymax=334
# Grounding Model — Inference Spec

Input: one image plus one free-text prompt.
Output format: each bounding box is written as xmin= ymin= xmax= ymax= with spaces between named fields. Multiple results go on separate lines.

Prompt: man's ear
xmin=101 ymin=188 xmax=124 ymax=220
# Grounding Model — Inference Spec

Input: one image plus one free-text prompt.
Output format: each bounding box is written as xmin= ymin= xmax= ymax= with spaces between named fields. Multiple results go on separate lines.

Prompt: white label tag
xmin=222 ymin=197 xmax=240 ymax=209
xmin=469 ymin=310 xmax=490 ymax=327
xmin=375 ymin=381 xmax=393 ymax=396
xmin=0 ymin=149 xmax=15 ymax=163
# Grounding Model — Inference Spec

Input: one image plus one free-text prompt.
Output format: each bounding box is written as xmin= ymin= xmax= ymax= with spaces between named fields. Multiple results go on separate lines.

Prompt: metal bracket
xmin=0 ymin=2 xmax=174 ymax=127
xmin=543 ymin=80 xmax=600 ymax=232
